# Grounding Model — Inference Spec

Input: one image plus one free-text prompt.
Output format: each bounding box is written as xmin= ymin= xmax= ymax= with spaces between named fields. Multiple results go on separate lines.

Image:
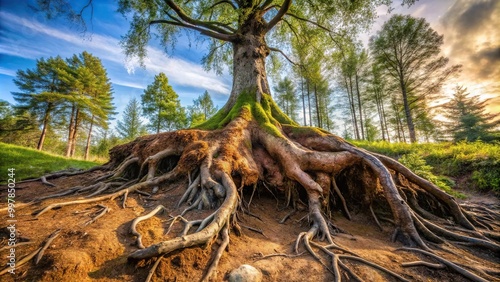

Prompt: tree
xmin=12 ymin=56 xmax=69 ymax=150
xmin=116 ymin=98 xmax=147 ymax=141
xmin=273 ymin=77 xmax=298 ymax=120
xmin=142 ymin=73 xmax=187 ymax=133
xmin=188 ymin=90 xmax=217 ymax=127
xmin=27 ymin=1 xmax=496 ymax=282
xmin=63 ymin=52 xmax=115 ymax=159
xmin=442 ymin=86 xmax=500 ymax=142
xmin=370 ymin=14 xmax=460 ymax=143
xmin=0 ymin=100 xmax=40 ymax=147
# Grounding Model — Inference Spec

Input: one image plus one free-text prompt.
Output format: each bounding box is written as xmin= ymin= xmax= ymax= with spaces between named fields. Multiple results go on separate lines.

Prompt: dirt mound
xmin=1 ymin=171 xmax=499 ymax=281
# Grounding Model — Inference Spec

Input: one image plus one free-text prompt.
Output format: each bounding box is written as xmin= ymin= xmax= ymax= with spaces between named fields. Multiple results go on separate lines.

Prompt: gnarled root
xmin=20 ymin=108 xmax=499 ymax=281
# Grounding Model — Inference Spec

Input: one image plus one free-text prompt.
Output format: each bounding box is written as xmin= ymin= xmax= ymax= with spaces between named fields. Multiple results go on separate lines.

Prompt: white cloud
xmin=0 ymin=11 xmax=230 ymax=95
xmin=0 ymin=66 xmax=17 ymax=77
xmin=111 ymin=79 xmax=145 ymax=89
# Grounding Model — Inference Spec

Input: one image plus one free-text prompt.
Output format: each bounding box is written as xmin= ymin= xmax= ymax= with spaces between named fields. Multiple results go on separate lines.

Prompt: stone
xmin=227 ymin=264 xmax=262 ymax=282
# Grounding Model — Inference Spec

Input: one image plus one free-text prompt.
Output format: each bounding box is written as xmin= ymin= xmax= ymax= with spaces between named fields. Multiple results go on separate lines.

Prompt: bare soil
xmin=1 ymin=171 xmax=499 ymax=281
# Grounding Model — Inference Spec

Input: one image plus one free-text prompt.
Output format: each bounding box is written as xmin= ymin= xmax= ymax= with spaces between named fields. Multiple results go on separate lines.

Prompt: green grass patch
xmin=353 ymin=140 xmax=500 ymax=194
xmin=0 ymin=142 xmax=102 ymax=182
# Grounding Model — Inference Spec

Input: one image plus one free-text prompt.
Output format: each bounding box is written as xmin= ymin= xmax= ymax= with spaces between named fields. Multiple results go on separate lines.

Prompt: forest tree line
xmin=1 ymin=14 xmax=499 ymax=160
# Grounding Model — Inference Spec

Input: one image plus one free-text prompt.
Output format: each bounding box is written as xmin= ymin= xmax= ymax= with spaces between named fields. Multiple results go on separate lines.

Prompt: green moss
xmin=193 ymin=91 xmax=285 ymax=137
xmin=289 ymin=125 xmax=328 ymax=137
xmin=262 ymin=94 xmax=298 ymax=126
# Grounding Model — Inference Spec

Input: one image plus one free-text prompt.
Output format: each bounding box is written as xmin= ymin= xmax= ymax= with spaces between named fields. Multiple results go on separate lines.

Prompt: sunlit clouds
xmin=440 ymin=0 xmax=500 ymax=114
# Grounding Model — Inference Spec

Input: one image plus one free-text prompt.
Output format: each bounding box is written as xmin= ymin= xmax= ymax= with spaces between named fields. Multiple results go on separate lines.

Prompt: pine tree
xmin=273 ymin=77 xmax=298 ymax=121
xmin=116 ymin=98 xmax=147 ymax=141
xmin=141 ymin=73 xmax=187 ymax=133
xmin=12 ymin=56 xmax=69 ymax=150
xmin=64 ymin=52 xmax=115 ymax=159
xmin=188 ymin=90 xmax=217 ymax=127
xmin=442 ymin=86 xmax=500 ymax=142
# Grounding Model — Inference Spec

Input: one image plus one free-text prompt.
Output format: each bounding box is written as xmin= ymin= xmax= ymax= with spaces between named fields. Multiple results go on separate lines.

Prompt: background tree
xmin=116 ymin=98 xmax=147 ymax=141
xmin=0 ymin=100 xmax=40 ymax=147
xmin=370 ymin=14 xmax=460 ymax=142
xmin=141 ymin=72 xmax=187 ymax=133
xmin=273 ymin=77 xmax=298 ymax=121
xmin=12 ymin=56 xmax=69 ymax=150
xmin=442 ymin=86 xmax=500 ymax=142
xmin=188 ymin=90 xmax=217 ymax=127
xmin=63 ymin=52 xmax=115 ymax=158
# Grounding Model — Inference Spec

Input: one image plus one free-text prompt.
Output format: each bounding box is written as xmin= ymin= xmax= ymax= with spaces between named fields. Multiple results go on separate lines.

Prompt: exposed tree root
xmin=14 ymin=103 xmax=500 ymax=281
xmin=0 ymin=229 xmax=60 ymax=275
xmin=397 ymin=247 xmax=492 ymax=282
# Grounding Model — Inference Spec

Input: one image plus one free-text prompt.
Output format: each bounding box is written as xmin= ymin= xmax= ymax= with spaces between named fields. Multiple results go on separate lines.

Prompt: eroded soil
xmin=1 ymin=171 xmax=499 ymax=281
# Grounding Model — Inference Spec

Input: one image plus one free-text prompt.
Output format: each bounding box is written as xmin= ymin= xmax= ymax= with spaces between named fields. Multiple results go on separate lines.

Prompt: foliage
xmin=354 ymin=140 xmax=500 ymax=194
xmin=12 ymin=56 xmax=70 ymax=150
xmin=273 ymin=77 xmax=298 ymax=121
xmin=0 ymin=142 xmax=100 ymax=182
xmin=11 ymin=52 xmax=114 ymax=158
xmin=442 ymin=86 xmax=500 ymax=143
xmin=141 ymin=72 xmax=187 ymax=133
xmin=188 ymin=90 xmax=217 ymax=127
xmin=369 ymin=14 xmax=460 ymax=142
xmin=116 ymin=98 xmax=147 ymax=141
xmin=0 ymin=100 xmax=40 ymax=147
xmin=398 ymin=152 xmax=461 ymax=198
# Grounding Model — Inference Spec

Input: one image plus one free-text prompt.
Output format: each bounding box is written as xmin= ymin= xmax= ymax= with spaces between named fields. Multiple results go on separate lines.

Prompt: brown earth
xmin=1 ymin=171 xmax=499 ymax=282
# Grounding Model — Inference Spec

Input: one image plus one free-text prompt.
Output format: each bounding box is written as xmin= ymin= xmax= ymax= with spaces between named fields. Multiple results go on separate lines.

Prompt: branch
xmin=265 ymin=0 xmax=292 ymax=32
xmin=285 ymin=12 xmax=330 ymax=32
xmin=209 ymin=0 xmax=237 ymax=10
xmin=149 ymin=20 xmax=234 ymax=42
xmin=269 ymin=47 xmax=300 ymax=66
xmin=163 ymin=0 xmax=235 ymax=36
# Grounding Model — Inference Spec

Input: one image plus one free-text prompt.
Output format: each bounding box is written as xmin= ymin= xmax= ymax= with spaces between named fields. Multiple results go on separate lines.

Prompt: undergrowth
xmin=353 ymin=140 xmax=500 ymax=195
xmin=0 ymin=142 xmax=102 ymax=182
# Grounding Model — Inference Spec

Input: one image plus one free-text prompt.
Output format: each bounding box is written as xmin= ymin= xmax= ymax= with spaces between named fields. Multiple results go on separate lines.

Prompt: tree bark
xmin=398 ymin=71 xmax=416 ymax=142
xmin=37 ymin=103 xmax=54 ymax=151
xmin=70 ymin=108 xmax=80 ymax=157
xmin=314 ymin=84 xmax=321 ymax=128
xmin=224 ymin=17 xmax=270 ymax=111
xmin=65 ymin=104 xmax=75 ymax=157
xmin=84 ymin=115 xmax=94 ymax=160
xmin=301 ymin=78 xmax=307 ymax=126
xmin=355 ymin=73 xmax=365 ymax=140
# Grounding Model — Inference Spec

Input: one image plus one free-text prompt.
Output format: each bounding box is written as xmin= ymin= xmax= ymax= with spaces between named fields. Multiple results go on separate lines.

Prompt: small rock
xmin=228 ymin=264 xmax=262 ymax=282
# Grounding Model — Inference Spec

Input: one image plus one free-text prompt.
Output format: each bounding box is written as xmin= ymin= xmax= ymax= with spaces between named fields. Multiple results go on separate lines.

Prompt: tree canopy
xmin=442 ymin=86 xmax=500 ymax=142
xmin=369 ymin=14 xmax=460 ymax=142
xmin=141 ymin=72 xmax=187 ymax=133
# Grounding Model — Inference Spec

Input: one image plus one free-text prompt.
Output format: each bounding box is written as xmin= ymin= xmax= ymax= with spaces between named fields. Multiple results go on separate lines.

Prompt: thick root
xmin=14 ymin=110 xmax=499 ymax=281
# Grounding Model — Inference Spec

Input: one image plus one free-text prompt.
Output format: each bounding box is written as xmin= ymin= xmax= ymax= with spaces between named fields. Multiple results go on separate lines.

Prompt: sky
xmin=1 ymin=0 xmax=499 ymax=131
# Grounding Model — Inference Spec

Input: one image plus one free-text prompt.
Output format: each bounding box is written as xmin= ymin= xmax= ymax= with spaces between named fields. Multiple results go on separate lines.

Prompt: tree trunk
xmin=347 ymin=76 xmax=360 ymax=139
xmin=66 ymin=104 xmax=76 ymax=157
xmin=381 ymin=97 xmax=390 ymax=142
xmin=84 ymin=115 xmax=94 ymax=160
xmin=157 ymin=108 xmax=161 ymax=134
xmin=314 ymin=84 xmax=321 ymax=128
xmin=37 ymin=103 xmax=53 ymax=151
xmin=398 ymin=72 xmax=416 ymax=142
xmin=355 ymin=73 xmax=365 ymax=140
xmin=301 ymin=78 xmax=307 ymax=126
xmin=70 ymin=108 xmax=80 ymax=157
xmin=224 ymin=28 xmax=270 ymax=111
xmin=306 ymin=79 xmax=312 ymax=126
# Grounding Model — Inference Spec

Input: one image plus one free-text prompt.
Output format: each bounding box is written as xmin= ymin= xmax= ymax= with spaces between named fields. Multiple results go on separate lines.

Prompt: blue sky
xmin=0 ymin=0 xmax=232 ymax=124
xmin=1 ymin=0 xmax=498 ymax=132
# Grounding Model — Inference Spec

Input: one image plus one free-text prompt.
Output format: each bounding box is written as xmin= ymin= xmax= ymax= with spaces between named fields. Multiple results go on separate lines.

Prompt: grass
xmin=353 ymin=140 xmax=500 ymax=194
xmin=0 ymin=142 xmax=102 ymax=182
